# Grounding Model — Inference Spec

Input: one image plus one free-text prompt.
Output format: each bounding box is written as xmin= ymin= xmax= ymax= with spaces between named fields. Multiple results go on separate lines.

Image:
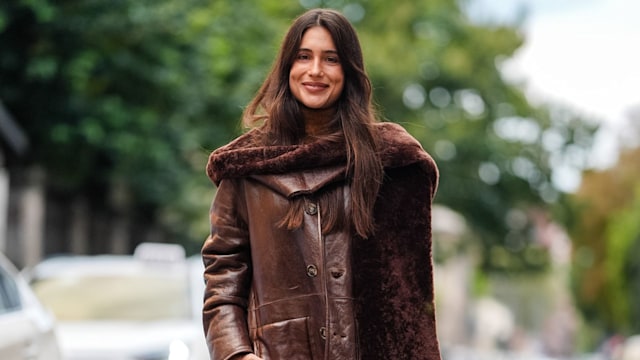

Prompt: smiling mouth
xmin=303 ymin=82 xmax=328 ymax=90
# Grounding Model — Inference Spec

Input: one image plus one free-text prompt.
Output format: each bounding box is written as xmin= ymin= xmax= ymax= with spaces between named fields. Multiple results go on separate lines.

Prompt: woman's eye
xmin=297 ymin=53 xmax=310 ymax=60
xmin=326 ymin=56 xmax=339 ymax=63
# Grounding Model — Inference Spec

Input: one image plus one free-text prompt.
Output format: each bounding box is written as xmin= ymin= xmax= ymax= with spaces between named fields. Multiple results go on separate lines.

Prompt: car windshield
xmin=31 ymin=273 xmax=191 ymax=321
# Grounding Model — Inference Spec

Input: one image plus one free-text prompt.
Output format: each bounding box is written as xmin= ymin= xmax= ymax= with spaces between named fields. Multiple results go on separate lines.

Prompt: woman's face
xmin=289 ymin=26 xmax=344 ymax=109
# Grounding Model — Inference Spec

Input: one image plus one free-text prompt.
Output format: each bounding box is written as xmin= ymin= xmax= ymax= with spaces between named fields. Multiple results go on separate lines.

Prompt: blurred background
xmin=0 ymin=0 xmax=638 ymax=359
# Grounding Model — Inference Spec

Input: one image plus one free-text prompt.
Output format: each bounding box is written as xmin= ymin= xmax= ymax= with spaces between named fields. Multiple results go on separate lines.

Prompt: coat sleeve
xmin=201 ymin=179 xmax=254 ymax=360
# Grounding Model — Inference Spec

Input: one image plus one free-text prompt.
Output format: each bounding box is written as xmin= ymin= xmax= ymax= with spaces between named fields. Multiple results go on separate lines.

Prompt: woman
xmin=202 ymin=8 xmax=441 ymax=360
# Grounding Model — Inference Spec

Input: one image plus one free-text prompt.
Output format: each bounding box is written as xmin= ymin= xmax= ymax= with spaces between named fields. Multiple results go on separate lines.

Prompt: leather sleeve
xmin=202 ymin=179 xmax=254 ymax=360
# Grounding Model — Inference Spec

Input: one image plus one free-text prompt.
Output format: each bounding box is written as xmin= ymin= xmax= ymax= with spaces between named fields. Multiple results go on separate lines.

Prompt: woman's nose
xmin=308 ymin=59 xmax=323 ymax=76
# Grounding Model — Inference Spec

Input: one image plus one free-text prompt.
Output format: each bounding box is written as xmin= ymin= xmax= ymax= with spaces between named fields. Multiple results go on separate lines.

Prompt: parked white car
xmin=0 ymin=251 xmax=62 ymax=360
xmin=28 ymin=243 xmax=208 ymax=360
xmin=619 ymin=335 xmax=640 ymax=360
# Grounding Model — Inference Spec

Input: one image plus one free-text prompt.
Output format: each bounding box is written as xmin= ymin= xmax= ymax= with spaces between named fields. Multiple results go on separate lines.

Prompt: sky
xmin=466 ymin=0 xmax=640 ymax=173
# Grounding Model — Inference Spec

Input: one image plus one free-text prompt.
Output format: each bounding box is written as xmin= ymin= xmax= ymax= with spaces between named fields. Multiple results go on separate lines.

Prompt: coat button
xmin=306 ymin=264 xmax=318 ymax=277
xmin=319 ymin=327 xmax=327 ymax=339
xmin=305 ymin=202 xmax=318 ymax=215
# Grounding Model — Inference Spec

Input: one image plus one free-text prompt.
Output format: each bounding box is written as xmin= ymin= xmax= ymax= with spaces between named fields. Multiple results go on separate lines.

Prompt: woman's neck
xmin=302 ymin=106 xmax=338 ymax=138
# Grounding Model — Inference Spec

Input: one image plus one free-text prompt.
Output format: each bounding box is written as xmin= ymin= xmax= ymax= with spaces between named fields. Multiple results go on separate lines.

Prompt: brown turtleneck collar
xmin=301 ymin=106 xmax=338 ymax=139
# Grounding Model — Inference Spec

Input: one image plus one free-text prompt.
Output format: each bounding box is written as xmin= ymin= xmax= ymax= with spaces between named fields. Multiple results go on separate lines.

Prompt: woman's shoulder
xmin=213 ymin=128 xmax=262 ymax=153
xmin=374 ymin=121 xmax=428 ymax=161
xmin=205 ymin=128 xmax=263 ymax=185
xmin=374 ymin=121 xmax=438 ymax=180
xmin=375 ymin=122 xmax=418 ymax=144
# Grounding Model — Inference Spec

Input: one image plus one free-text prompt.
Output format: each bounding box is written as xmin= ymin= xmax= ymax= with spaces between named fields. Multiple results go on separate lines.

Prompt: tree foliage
xmin=1 ymin=0 xmax=597 ymax=271
xmin=568 ymin=146 xmax=640 ymax=335
xmin=1 ymin=0 xmax=286 ymax=243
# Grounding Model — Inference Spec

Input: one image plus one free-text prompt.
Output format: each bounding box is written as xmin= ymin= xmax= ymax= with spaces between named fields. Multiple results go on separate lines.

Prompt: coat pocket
xmin=255 ymin=316 xmax=318 ymax=360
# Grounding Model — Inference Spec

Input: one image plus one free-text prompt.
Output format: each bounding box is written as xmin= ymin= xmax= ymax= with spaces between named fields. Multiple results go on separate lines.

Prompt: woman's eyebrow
xmin=298 ymin=47 xmax=339 ymax=54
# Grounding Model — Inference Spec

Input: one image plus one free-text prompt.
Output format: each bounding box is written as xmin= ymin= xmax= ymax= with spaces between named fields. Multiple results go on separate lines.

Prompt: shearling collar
xmin=206 ymin=122 xmax=437 ymax=191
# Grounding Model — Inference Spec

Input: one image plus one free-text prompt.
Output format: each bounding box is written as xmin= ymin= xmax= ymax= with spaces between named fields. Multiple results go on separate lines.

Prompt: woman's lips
xmin=303 ymin=82 xmax=329 ymax=91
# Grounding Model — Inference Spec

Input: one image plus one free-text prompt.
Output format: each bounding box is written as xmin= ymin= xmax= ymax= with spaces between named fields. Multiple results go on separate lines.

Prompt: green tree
xmin=569 ymin=147 xmax=640 ymax=336
xmin=0 ymin=0 xmax=287 ymax=249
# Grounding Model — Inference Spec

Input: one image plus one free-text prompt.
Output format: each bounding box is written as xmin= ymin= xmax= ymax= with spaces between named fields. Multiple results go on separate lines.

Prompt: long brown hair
xmin=243 ymin=9 xmax=383 ymax=238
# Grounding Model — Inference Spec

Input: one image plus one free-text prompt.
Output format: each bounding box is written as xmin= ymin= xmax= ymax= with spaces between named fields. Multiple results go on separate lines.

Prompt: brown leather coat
xmin=202 ymin=123 xmax=441 ymax=360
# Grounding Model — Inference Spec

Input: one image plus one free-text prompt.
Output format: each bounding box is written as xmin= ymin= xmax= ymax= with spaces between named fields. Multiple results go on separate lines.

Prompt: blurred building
xmin=1 ymin=99 xmax=165 ymax=268
xmin=432 ymin=204 xmax=580 ymax=357
xmin=0 ymin=99 xmax=31 ymax=266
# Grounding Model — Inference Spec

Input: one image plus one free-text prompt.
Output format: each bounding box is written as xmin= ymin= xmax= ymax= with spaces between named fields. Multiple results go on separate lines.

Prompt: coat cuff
xmin=205 ymin=304 xmax=253 ymax=360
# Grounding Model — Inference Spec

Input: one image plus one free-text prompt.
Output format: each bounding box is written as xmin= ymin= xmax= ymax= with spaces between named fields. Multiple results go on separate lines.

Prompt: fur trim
xmin=354 ymin=163 xmax=441 ymax=359
xmin=207 ymin=122 xmax=438 ymax=193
